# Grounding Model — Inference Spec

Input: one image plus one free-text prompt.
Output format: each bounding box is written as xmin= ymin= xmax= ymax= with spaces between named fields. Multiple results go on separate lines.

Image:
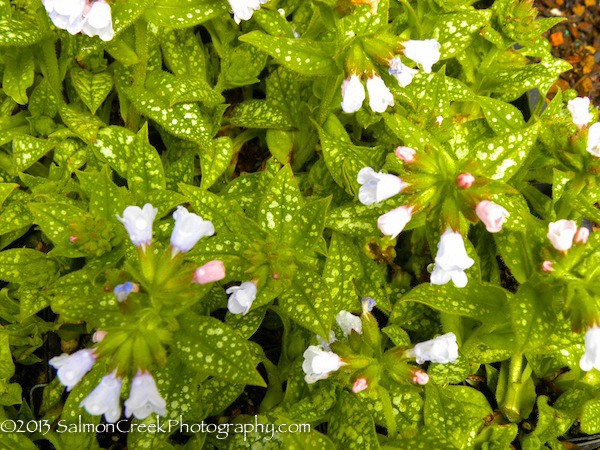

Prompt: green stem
xmin=398 ymin=0 xmax=422 ymax=39
xmin=378 ymin=386 xmax=397 ymax=439
xmin=500 ymin=353 xmax=525 ymax=422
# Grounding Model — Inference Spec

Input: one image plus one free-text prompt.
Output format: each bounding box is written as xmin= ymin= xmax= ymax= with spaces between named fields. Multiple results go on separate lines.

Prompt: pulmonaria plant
xmin=1 ymin=0 xmax=600 ymax=447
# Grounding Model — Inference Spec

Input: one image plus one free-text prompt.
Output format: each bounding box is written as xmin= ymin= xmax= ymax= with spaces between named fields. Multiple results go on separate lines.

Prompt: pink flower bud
xmin=352 ymin=378 xmax=368 ymax=393
xmin=273 ymin=273 xmax=280 ymax=280
xmin=475 ymin=200 xmax=510 ymax=233
xmin=193 ymin=260 xmax=226 ymax=284
xmin=70 ymin=236 xmax=78 ymax=243
xmin=575 ymin=227 xmax=590 ymax=244
xmin=547 ymin=220 xmax=577 ymax=251
xmin=411 ymin=370 xmax=429 ymax=385
xmin=395 ymin=146 xmax=416 ymax=163
xmin=542 ymin=260 xmax=554 ymax=272
xmin=457 ymin=173 xmax=475 ymax=189
xmin=93 ymin=330 xmax=108 ymax=343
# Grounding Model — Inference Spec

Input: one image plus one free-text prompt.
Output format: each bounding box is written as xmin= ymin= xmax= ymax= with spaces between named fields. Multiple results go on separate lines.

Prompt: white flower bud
xmin=335 ymin=311 xmax=362 ymax=336
xmin=117 ymin=204 xmax=157 ymax=249
xmin=80 ymin=371 xmax=123 ymax=423
xmin=410 ymin=332 xmax=459 ymax=364
xmin=341 ymin=75 xmax=366 ymax=113
xmin=357 ymin=167 xmax=405 ymax=205
xmin=567 ymin=97 xmax=593 ymax=127
xmin=49 ymin=349 xmax=96 ymax=391
xmin=171 ymin=206 xmax=215 ymax=254
xmin=580 ymin=327 xmax=600 ymax=371
xmin=430 ymin=229 xmax=474 ymax=288
xmin=226 ymin=281 xmax=257 ymax=315
xmin=124 ymin=372 xmax=167 ymax=420
xmin=302 ymin=345 xmax=344 ymax=384
xmin=403 ymin=39 xmax=441 ymax=73
xmin=547 ymin=219 xmax=577 ymax=251
xmin=366 ymin=76 xmax=394 ymax=113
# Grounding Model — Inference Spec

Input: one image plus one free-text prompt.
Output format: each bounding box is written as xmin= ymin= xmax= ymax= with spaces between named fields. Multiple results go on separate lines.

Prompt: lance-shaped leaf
xmin=172 ymin=314 xmax=266 ymax=386
xmin=58 ymin=104 xmax=104 ymax=143
xmin=2 ymin=47 xmax=34 ymax=105
xmin=316 ymin=120 xmax=386 ymax=196
xmin=323 ymin=232 xmax=362 ymax=311
xmin=279 ymin=270 xmax=334 ymax=337
xmin=257 ymin=165 xmax=304 ymax=239
xmin=240 ymin=31 xmax=337 ymax=76
xmin=228 ymin=100 xmax=294 ymax=129
xmin=167 ymin=77 xmax=223 ymax=108
xmin=478 ymin=96 xmax=525 ymax=135
xmin=200 ymin=137 xmax=234 ymax=189
xmin=70 ymin=68 xmax=114 ymax=114
xmin=28 ymin=202 xmax=88 ymax=257
xmin=283 ymin=196 xmax=330 ymax=257
xmin=0 ymin=248 xmax=58 ymax=287
xmin=78 ymin=166 xmax=130 ymax=220
xmin=328 ymin=392 xmax=380 ymax=449
xmin=0 ymin=19 xmax=43 ymax=46
xmin=128 ymin=124 xmax=166 ymax=197
xmin=0 ymin=183 xmax=16 ymax=207
xmin=432 ymin=10 xmax=492 ymax=59
xmin=473 ymin=122 xmax=539 ymax=181
xmin=357 ymin=383 xmax=423 ymax=433
xmin=396 ymin=282 xmax=509 ymax=322
xmin=12 ymin=135 xmax=53 ymax=172
xmin=144 ymin=0 xmax=228 ymax=28
xmin=161 ymin=28 xmax=207 ymax=78
xmin=87 ymin=126 xmax=134 ymax=178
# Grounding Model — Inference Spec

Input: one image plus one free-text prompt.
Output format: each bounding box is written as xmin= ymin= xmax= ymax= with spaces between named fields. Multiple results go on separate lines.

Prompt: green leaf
xmin=0 ymin=19 xmax=43 ymax=46
xmin=240 ymin=31 xmax=337 ymax=76
xmin=226 ymin=305 xmax=268 ymax=339
xmin=128 ymin=124 xmax=166 ymax=197
xmin=396 ymin=282 xmax=509 ymax=321
xmin=257 ymin=165 xmax=304 ymax=239
xmin=166 ymin=77 xmax=223 ymax=108
xmin=28 ymin=202 xmax=87 ymax=254
xmin=477 ymin=96 xmax=526 ymax=135
xmin=200 ymin=137 xmax=233 ymax=189
xmin=17 ymin=288 xmax=50 ymax=321
xmin=473 ymin=123 xmax=539 ymax=180
xmin=317 ymin=117 xmax=386 ymax=196
xmin=283 ymin=196 xmax=330 ymax=257
xmin=228 ymin=100 xmax=294 ymax=129
xmin=428 ymin=354 xmax=470 ymax=385
xmin=198 ymin=377 xmax=245 ymax=417
xmin=172 ymin=313 xmax=266 ymax=386
xmin=161 ymin=29 xmax=207 ymax=79
xmin=88 ymin=126 xmax=134 ymax=177
xmin=0 ymin=248 xmax=58 ymax=287
xmin=144 ymin=0 xmax=228 ymax=28
xmin=521 ymin=396 xmax=575 ymax=449
xmin=279 ymin=270 xmax=334 ymax=337
xmin=328 ymin=392 xmax=381 ymax=449
xmin=509 ymin=281 xmax=557 ymax=352
xmin=70 ymin=68 xmax=114 ymax=114
xmin=58 ymin=104 xmax=104 ymax=143
xmin=0 ymin=182 xmax=16 ymax=207
xmin=432 ymin=11 xmax=492 ymax=59
xmin=125 ymin=80 xmax=213 ymax=148
xmin=12 ymin=134 xmax=53 ymax=171
xmin=78 ymin=166 xmax=130 ymax=220
xmin=323 ymin=232 xmax=362 ymax=311
xmin=219 ymin=43 xmax=268 ymax=89
xmin=580 ymin=398 xmax=600 ymax=434
xmin=424 ymin=385 xmax=491 ymax=448
xmin=2 ymin=47 xmax=34 ymax=105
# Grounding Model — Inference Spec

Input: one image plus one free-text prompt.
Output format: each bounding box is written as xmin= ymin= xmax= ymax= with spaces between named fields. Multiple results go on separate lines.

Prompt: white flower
xmin=403 ymin=39 xmax=441 ymax=73
xmin=117 ymin=204 xmax=157 ymax=249
xmin=171 ymin=206 xmax=214 ymax=254
xmin=302 ymin=345 xmax=344 ymax=384
xmin=475 ymin=201 xmax=510 ymax=233
xmin=547 ymin=219 xmax=577 ymax=251
xmin=357 ymin=167 xmax=405 ymax=205
xmin=580 ymin=327 xmax=600 ymax=371
xmin=377 ymin=205 xmax=413 ymax=239
xmin=410 ymin=332 xmax=459 ymax=364
xmin=124 ymin=372 xmax=167 ymax=420
xmin=430 ymin=229 xmax=474 ymax=288
xmin=588 ymin=123 xmax=600 ymax=157
xmin=80 ymin=371 xmax=123 ymax=423
xmin=317 ymin=331 xmax=337 ymax=351
xmin=567 ymin=97 xmax=593 ymax=127
xmin=336 ymin=311 xmax=362 ymax=336
xmin=229 ymin=0 xmax=268 ymax=23
xmin=81 ymin=0 xmax=114 ymax=41
xmin=42 ymin=0 xmax=87 ymax=34
xmin=388 ymin=57 xmax=418 ymax=87
xmin=49 ymin=349 xmax=95 ymax=391
xmin=226 ymin=281 xmax=257 ymax=315
xmin=341 ymin=75 xmax=365 ymax=113
xmin=366 ymin=76 xmax=394 ymax=113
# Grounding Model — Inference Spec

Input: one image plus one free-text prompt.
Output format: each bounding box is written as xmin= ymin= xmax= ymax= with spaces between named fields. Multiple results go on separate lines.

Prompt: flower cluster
xmin=301 ymin=298 xmax=459 ymax=392
xmin=49 ymin=203 xmax=225 ymax=422
xmin=340 ymin=39 xmax=441 ymax=114
xmin=42 ymin=0 xmax=114 ymax=41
